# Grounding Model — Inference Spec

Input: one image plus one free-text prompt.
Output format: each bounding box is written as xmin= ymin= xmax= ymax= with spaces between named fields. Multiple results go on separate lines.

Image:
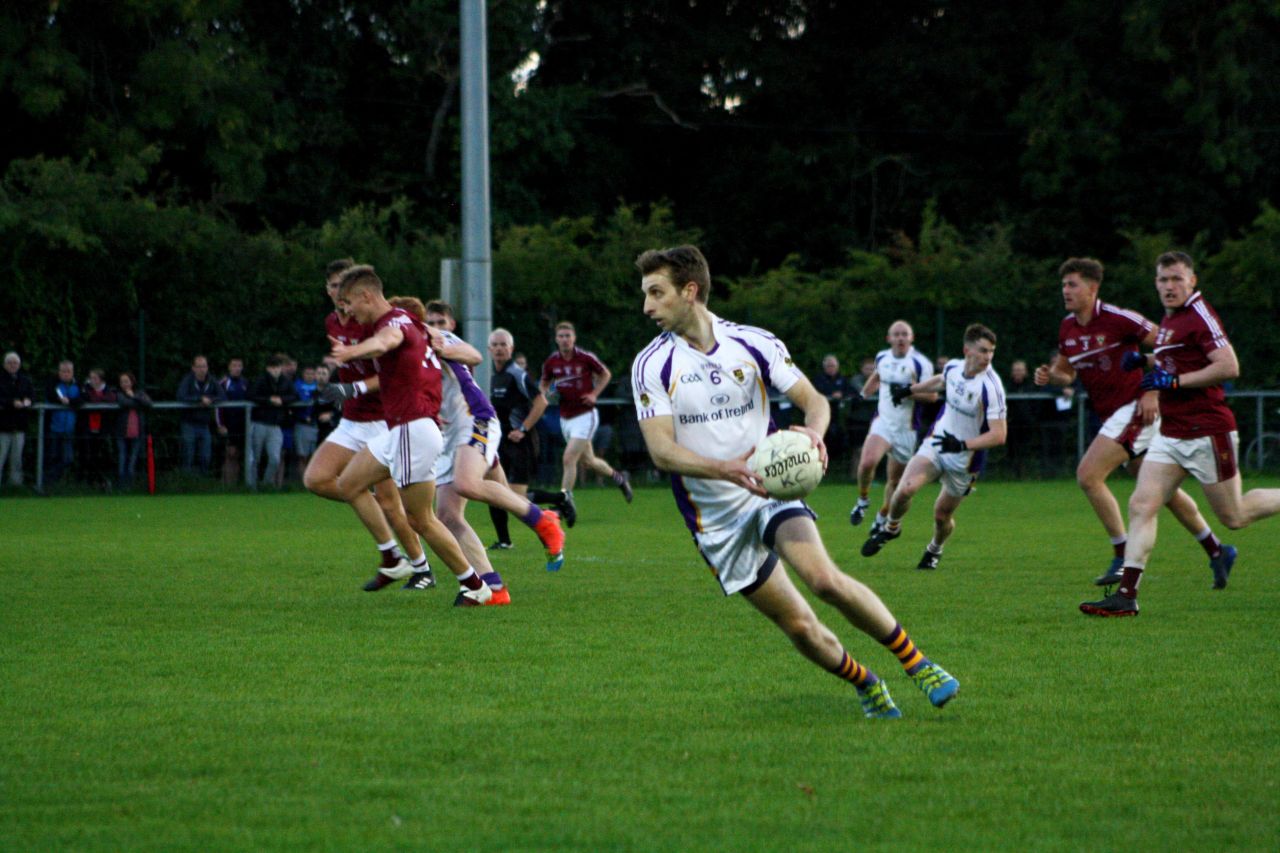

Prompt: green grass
xmin=3 ymin=478 xmax=1279 ymax=851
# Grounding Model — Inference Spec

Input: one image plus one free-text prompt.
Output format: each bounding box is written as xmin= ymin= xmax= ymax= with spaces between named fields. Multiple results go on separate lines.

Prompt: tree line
xmin=2 ymin=1 xmax=1278 ymax=389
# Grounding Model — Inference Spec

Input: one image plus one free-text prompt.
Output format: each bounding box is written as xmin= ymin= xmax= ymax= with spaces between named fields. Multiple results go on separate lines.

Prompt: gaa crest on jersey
xmin=1156 ymin=328 xmax=1173 ymax=346
xmin=732 ymin=368 xmax=745 ymax=383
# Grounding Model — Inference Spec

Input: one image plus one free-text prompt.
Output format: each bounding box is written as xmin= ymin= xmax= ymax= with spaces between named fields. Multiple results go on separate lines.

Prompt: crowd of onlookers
xmin=0 ymin=351 xmax=344 ymax=492
xmin=0 ymin=346 xmax=1086 ymax=493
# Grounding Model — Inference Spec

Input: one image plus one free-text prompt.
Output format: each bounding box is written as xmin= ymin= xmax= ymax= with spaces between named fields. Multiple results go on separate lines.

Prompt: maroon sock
xmin=1118 ymin=566 xmax=1143 ymax=599
xmin=1198 ymin=531 xmax=1222 ymax=558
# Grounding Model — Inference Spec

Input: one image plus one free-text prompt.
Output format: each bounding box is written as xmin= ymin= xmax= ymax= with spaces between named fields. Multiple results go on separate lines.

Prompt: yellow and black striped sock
xmin=881 ymin=623 xmax=927 ymax=674
xmin=829 ymin=650 xmax=876 ymax=688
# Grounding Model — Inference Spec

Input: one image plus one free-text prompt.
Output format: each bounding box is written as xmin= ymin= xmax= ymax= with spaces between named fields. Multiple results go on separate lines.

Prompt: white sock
xmin=377 ymin=540 xmax=398 ymax=552
xmin=410 ymin=554 xmax=428 ymax=569
xmin=927 ymin=542 xmax=944 ymax=555
xmin=1109 ymin=534 xmax=1126 ymax=546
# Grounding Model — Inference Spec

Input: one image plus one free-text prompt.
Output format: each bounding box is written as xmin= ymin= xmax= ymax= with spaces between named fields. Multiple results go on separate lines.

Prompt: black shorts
xmin=498 ymin=430 xmax=537 ymax=485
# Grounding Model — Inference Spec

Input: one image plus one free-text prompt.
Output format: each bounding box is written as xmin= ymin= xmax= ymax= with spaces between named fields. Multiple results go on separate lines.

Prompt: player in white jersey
xmin=849 ymin=321 xmax=935 ymax=534
xmin=861 ymin=324 xmax=1007 ymax=570
xmin=418 ymin=300 xmax=566 ymax=588
xmin=632 ymin=245 xmax=958 ymax=720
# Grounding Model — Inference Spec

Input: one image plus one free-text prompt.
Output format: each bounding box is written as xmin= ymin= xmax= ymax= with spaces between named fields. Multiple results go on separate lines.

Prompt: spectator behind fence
xmin=0 ymin=352 xmax=36 ymax=486
xmin=814 ymin=354 xmax=853 ymax=458
xmin=292 ymin=364 xmax=319 ymax=479
xmin=275 ymin=354 xmax=298 ymax=487
xmin=217 ymin=357 xmax=249 ymax=485
xmin=1003 ymin=360 xmax=1039 ymax=477
xmin=1039 ymin=349 xmax=1076 ymax=473
xmin=247 ymin=354 xmax=296 ymax=490
xmin=81 ymin=368 xmax=117 ymax=489
xmin=44 ymin=360 xmax=80 ymax=484
xmin=114 ymin=371 xmax=152 ymax=490
xmin=176 ymin=354 xmax=224 ymax=475
xmin=312 ymin=364 xmax=339 ymax=445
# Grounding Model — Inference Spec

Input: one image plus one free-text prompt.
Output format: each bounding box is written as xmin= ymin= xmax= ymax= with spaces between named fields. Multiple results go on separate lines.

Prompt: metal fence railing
xmin=10 ymin=389 xmax=1280 ymax=494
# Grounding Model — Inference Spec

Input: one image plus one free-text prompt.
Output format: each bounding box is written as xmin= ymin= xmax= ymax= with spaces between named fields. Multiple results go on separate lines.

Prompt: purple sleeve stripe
xmin=730 ymin=336 xmax=772 ymax=386
xmin=659 ymin=349 xmax=677 ymax=391
xmin=632 ymin=335 xmax=668 ymax=392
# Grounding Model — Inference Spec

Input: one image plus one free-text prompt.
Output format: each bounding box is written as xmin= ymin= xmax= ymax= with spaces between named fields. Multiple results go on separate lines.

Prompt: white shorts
xmin=914 ymin=442 xmax=979 ymax=498
xmin=694 ymin=498 xmax=815 ymax=596
xmin=560 ymin=410 xmax=599 ymax=442
xmin=323 ymin=418 xmax=388 ymax=453
xmin=1097 ymin=401 xmax=1157 ymax=457
xmin=432 ymin=416 xmax=501 ymax=486
xmin=1145 ymin=431 xmax=1239 ymax=485
xmin=367 ymin=418 xmax=445 ymax=488
xmin=868 ymin=417 xmax=918 ymax=464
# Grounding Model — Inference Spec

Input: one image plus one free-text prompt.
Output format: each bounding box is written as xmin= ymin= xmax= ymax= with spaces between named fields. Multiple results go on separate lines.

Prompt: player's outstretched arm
xmin=1034 ymin=353 xmax=1075 ymax=386
xmin=637 ymin=415 xmax=767 ymax=496
xmin=428 ymin=328 xmax=483 ymax=365
xmin=330 ymin=326 xmax=403 ymax=362
xmin=969 ymin=418 xmax=1007 ymax=450
xmin=860 ymin=372 xmax=880 ymax=399
xmin=784 ymin=377 xmax=830 ymax=466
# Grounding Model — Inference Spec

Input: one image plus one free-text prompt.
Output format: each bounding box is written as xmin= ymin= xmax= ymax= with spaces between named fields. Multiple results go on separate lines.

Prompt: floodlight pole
xmin=460 ymin=0 xmax=493 ymax=391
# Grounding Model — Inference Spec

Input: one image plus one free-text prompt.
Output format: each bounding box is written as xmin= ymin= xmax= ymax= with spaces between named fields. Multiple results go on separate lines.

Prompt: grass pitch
xmin=3 ymin=478 xmax=1279 ymax=851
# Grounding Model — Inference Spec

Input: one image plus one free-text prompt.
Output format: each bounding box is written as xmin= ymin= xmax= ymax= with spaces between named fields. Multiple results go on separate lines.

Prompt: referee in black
xmin=487 ymin=328 xmax=571 ymax=547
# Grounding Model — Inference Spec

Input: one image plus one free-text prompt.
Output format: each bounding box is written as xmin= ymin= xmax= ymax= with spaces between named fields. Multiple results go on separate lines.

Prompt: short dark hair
xmin=1058 ymin=257 xmax=1104 ymax=284
xmin=1156 ymin=251 xmax=1195 ymax=271
xmin=326 ymin=257 xmax=356 ymax=278
xmin=636 ymin=245 xmax=712 ymax=303
xmin=266 ymin=354 xmax=287 ymax=369
xmin=337 ymin=264 xmax=382 ymax=298
xmin=964 ymin=323 xmax=996 ymax=346
xmin=425 ymin=299 xmax=455 ymax=320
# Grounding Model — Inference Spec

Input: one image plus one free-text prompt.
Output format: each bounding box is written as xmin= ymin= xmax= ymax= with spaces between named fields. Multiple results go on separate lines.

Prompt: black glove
xmin=889 ymin=383 xmax=913 ymax=405
xmin=318 ymin=382 xmax=359 ymax=405
xmin=1120 ymin=351 xmax=1146 ymax=372
xmin=932 ymin=431 xmax=967 ymax=453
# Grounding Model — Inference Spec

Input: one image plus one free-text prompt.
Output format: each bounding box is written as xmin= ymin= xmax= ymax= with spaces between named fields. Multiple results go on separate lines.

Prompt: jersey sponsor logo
xmin=710 ymin=393 xmax=731 ymax=405
xmin=676 ymin=396 xmax=756 ymax=424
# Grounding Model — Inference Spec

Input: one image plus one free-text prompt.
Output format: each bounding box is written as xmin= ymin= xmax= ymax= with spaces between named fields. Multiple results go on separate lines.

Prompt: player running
xmin=632 ymin=244 xmax=958 ymax=720
xmin=327 ymin=265 xmax=495 ymax=607
xmin=860 ymin=324 xmax=1006 ymax=570
xmin=1081 ymin=252 xmax=1280 ymax=616
xmin=540 ymin=322 xmax=632 ymax=524
xmin=1035 ymin=257 xmax=1229 ymax=588
xmin=849 ymin=321 xmax=935 ymax=536
xmin=303 ymin=258 xmax=433 ymax=590
xmin=418 ymin=299 xmax=565 ymax=582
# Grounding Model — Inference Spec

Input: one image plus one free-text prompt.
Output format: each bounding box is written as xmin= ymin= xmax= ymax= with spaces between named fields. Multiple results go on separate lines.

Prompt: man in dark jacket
xmin=247 ymin=354 xmax=296 ymax=490
xmin=0 ymin=351 xmax=36 ymax=486
xmin=176 ymin=354 xmax=224 ymax=475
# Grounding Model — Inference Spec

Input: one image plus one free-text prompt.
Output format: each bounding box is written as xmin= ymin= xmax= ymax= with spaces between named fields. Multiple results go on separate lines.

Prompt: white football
xmin=749 ymin=430 xmax=824 ymax=500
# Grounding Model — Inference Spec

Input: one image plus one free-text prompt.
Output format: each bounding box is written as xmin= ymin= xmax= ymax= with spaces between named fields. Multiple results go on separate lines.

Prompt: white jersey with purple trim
xmin=437 ymin=330 xmax=498 ymax=432
xmin=632 ymin=314 xmax=803 ymax=534
xmin=874 ymin=346 xmax=933 ymax=431
xmin=930 ymin=359 xmax=1007 ymax=443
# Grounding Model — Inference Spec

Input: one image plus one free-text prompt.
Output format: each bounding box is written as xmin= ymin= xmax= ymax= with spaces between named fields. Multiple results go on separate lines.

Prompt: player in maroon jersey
xmin=328 ymin=265 xmax=496 ymax=606
xmin=1082 ymin=252 xmax=1280 ymax=616
xmin=302 ymin=259 xmax=433 ymax=589
xmin=539 ymin=321 xmax=633 ymax=525
xmin=1034 ymin=257 xmax=1226 ymax=587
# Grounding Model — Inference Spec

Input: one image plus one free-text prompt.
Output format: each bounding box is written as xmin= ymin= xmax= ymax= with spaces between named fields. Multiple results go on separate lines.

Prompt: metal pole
xmin=35 ymin=406 xmax=45 ymax=493
xmin=440 ymin=258 xmax=459 ymax=307
xmin=460 ymin=0 xmax=493 ymax=392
